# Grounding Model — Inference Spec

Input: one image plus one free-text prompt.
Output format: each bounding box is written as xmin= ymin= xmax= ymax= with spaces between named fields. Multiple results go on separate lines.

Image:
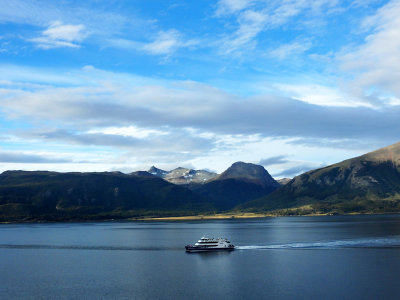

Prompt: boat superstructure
xmin=185 ymin=236 xmax=235 ymax=252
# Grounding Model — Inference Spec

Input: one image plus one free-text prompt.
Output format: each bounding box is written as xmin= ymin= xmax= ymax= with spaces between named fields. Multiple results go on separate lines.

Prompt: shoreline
xmin=132 ymin=211 xmax=395 ymax=221
xmin=2 ymin=212 xmax=398 ymax=224
xmin=134 ymin=212 xmax=285 ymax=221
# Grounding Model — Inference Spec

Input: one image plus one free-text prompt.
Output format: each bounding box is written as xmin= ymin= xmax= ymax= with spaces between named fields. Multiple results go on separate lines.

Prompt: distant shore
xmin=133 ymin=212 xmax=277 ymax=221
xmin=133 ymin=210 xmax=378 ymax=221
xmin=3 ymin=211 xmax=396 ymax=224
xmin=132 ymin=208 xmax=345 ymax=221
xmin=0 ymin=213 xmax=272 ymax=224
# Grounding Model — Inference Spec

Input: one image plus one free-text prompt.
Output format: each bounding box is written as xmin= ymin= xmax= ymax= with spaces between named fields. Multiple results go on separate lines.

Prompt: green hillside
xmin=0 ymin=171 xmax=212 ymax=222
xmin=239 ymin=142 xmax=400 ymax=215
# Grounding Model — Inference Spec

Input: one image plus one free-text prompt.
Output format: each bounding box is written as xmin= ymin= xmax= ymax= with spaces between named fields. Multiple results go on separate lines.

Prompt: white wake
xmin=236 ymin=237 xmax=400 ymax=250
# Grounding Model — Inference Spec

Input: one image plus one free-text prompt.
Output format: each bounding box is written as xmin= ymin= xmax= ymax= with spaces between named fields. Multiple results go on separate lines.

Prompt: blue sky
xmin=1 ymin=0 xmax=400 ymax=177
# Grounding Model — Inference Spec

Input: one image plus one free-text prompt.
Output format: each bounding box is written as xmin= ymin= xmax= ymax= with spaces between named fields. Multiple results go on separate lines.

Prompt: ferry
xmin=185 ymin=236 xmax=235 ymax=252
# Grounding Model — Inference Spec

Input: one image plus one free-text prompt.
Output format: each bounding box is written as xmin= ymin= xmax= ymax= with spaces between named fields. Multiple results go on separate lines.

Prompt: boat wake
xmin=236 ymin=236 xmax=400 ymax=250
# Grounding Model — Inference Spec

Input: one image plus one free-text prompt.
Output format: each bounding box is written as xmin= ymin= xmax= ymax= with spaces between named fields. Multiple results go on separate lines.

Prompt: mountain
xmin=239 ymin=142 xmax=400 ymax=214
xmin=213 ymin=162 xmax=281 ymax=188
xmin=148 ymin=166 xmax=168 ymax=177
xmin=194 ymin=162 xmax=280 ymax=210
xmin=277 ymin=178 xmax=291 ymax=185
xmin=147 ymin=166 xmax=217 ymax=184
xmin=0 ymin=171 xmax=212 ymax=222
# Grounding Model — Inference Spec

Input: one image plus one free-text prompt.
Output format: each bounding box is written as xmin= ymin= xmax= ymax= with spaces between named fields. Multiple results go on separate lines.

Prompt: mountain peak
xmin=216 ymin=161 xmax=280 ymax=188
xmin=146 ymin=166 xmax=217 ymax=184
xmin=165 ymin=167 xmax=217 ymax=184
xmin=148 ymin=166 xmax=168 ymax=177
xmin=362 ymin=142 xmax=400 ymax=165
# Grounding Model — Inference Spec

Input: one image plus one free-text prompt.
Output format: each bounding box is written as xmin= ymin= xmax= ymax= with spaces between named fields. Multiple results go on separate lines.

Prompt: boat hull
xmin=185 ymin=245 xmax=235 ymax=252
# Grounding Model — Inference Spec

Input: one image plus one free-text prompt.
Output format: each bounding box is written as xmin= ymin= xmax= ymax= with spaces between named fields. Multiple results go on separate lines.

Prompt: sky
xmin=1 ymin=0 xmax=400 ymax=178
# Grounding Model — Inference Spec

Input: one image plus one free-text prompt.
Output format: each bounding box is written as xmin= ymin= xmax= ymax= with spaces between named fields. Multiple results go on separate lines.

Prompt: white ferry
xmin=185 ymin=236 xmax=235 ymax=252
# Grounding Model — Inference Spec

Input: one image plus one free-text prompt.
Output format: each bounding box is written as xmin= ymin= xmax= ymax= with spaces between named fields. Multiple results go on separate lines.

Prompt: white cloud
xmin=0 ymin=0 xmax=137 ymax=38
xmin=142 ymin=29 xmax=197 ymax=55
xmin=337 ymin=0 xmax=400 ymax=105
xmin=216 ymin=0 xmax=340 ymax=55
xmin=29 ymin=21 xmax=87 ymax=49
xmin=219 ymin=9 xmax=267 ymax=54
xmin=350 ymin=0 xmax=382 ymax=8
xmin=275 ymin=83 xmax=368 ymax=107
xmin=268 ymin=40 xmax=312 ymax=60
xmin=42 ymin=21 xmax=85 ymax=41
xmin=107 ymin=30 xmax=198 ymax=56
xmin=106 ymin=38 xmax=142 ymax=51
xmin=87 ymin=126 xmax=168 ymax=139
xmin=215 ymin=0 xmax=254 ymax=15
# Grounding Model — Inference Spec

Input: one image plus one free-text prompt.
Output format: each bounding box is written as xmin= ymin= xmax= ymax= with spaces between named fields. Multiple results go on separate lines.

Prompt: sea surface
xmin=1 ymin=214 xmax=400 ymax=299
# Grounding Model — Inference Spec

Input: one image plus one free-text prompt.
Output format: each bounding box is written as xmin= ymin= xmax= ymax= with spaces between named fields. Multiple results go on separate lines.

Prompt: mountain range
xmin=144 ymin=162 xmax=281 ymax=210
xmin=147 ymin=166 xmax=217 ymax=184
xmin=1 ymin=142 xmax=400 ymax=221
xmin=0 ymin=162 xmax=279 ymax=221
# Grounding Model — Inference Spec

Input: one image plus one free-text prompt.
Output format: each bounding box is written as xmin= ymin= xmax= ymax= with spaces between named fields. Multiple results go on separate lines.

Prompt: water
xmin=1 ymin=215 xmax=400 ymax=299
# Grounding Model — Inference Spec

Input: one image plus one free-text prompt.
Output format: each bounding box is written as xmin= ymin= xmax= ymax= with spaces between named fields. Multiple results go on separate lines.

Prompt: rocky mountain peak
xmin=215 ymin=161 xmax=280 ymax=188
xmin=148 ymin=166 xmax=168 ymax=177
xmin=146 ymin=166 xmax=217 ymax=184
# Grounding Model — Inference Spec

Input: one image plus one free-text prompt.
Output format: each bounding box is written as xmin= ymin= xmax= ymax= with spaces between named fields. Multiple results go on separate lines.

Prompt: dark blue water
xmin=1 ymin=215 xmax=400 ymax=299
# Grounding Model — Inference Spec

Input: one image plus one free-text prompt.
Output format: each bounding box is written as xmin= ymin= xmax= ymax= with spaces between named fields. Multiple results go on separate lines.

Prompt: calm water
xmin=1 ymin=215 xmax=400 ymax=299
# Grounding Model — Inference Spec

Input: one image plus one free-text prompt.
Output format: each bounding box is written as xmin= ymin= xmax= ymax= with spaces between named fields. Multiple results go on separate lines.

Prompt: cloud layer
xmin=2 ymin=67 xmax=399 ymax=142
xmin=1 ymin=0 xmax=399 ymax=176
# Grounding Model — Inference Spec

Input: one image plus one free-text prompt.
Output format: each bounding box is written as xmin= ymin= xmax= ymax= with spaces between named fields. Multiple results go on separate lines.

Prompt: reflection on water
xmin=186 ymin=250 xmax=234 ymax=259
